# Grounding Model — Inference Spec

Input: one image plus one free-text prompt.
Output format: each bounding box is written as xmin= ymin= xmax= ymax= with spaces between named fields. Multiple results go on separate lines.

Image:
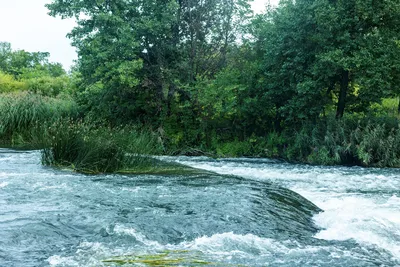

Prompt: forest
xmin=1 ymin=0 xmax=400 ymax=173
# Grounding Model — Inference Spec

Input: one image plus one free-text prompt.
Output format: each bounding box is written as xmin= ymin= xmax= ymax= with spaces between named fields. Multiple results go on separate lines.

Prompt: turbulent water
xmin=0 ymin=149 xmax=399 ymax=266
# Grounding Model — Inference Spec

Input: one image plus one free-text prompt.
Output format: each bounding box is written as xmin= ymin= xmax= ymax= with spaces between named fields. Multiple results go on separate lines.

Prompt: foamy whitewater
xmin=167 ymin=156 xmax=400 ymax=263
xmin=1 ymin=150 xmax=399 ymax=266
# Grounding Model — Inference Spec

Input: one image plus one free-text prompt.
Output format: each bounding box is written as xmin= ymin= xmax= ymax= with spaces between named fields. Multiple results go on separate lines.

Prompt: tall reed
xmin=284 ymin=115 xmax=400 ymax=167
xmin=0 ymin=92 xmax=78 ymax=146
xmin=41 ymin=119 xmax=166 ymax=174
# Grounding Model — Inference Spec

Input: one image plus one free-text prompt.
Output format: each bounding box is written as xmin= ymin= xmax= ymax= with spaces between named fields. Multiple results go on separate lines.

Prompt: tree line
xmin=1 ymin=0 xmax=400 ymax=165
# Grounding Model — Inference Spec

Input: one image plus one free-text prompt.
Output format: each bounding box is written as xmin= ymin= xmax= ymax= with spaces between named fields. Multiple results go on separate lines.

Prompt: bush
xmin=263 ymin=132 xmax=286 ymax=157
xmin=0 ymin=72 xmax=28 ymax=93
xmin=355 ymin=123 xmax=400 ymax=167
xmin=23 ymin=75 xmax=72 ymax=97
xmin=216 ymin=139 xmax=253 ymax=157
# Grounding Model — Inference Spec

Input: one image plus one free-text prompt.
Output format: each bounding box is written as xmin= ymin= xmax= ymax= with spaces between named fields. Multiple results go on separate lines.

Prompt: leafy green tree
xmin=313 ymin=0 xmax=400 ymax=117
xmin=0 ymin=42 xmax=12 ymax=73
xmin=257 ymin=0 xmax=400 ymax=127
xmin=0 ymin=42 xmax=66 ymax=78
xmin=47 ymin=0 xmax=253 ymax=129
xmin=252 ymin=1 xmax=325 ymax=130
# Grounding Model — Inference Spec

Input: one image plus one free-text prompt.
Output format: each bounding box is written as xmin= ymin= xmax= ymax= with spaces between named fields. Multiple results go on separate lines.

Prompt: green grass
xmin=40 ymin=119 xmax=198 ymax=174
xmin=0 ymin=92 xmax=78 ymax=147
xmin=0 ymin=92 xmax=199 ymax=174
xmin=282 ymin=115 xmax=400 ymax=167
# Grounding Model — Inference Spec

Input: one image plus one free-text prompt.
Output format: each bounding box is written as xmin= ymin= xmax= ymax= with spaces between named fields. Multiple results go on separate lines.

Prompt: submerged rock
xmin=94 ymin=173 xmax=322 ymax=245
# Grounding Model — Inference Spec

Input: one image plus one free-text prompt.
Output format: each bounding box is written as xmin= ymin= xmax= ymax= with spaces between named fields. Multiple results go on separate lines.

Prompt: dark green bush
xmin=216 ymin=139 xmax=253 ymax=157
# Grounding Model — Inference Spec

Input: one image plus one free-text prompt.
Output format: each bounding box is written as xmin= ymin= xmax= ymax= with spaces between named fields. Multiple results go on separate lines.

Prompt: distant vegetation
xmin=1 ymin=0 xmax=400 ymax=171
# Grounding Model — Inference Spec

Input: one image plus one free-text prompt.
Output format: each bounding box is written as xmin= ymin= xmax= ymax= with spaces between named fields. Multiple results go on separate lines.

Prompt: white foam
xmin=37 ymin=183 xmax=69 ymax=191
xmin=0 ymin=156 xmax=13 ymax=162
xmin=170 ymin=158 xmax=400 ymax=193
xmin=48 ymin=241 xmax=128 ymax=267
xmin=166 ymin=157 xmax=400 ymax=261
xmin=48 ymin=255 xmax=79 ymax=266
xmin=310 ymin=194 xmax=400 ymax=260
xmin=183 ymin=232 xmax=286 ymax=256
xmin=0 ymin=182 xmax=8 ymax=188
xmin=179 ymin=232 xmax=367 ymax=264
xmin=114 ymin=225 xmax=163 ymax=249
xmin=47 ymin=229 xmax=390 ymax=266
xmin=121 ymin=186 xmax=141 ymax=193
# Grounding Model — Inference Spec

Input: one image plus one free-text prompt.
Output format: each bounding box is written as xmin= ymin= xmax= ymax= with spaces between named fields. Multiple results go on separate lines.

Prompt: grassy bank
xmin=3 ymin=92 xmax=400 ymax=171
xmin=0 ymin=92 xmax=78 ymax=147
xmin=0 ymin=93 xmax=197 ymax=174
xmin=204 ymin=115 xmax=400 ymax=168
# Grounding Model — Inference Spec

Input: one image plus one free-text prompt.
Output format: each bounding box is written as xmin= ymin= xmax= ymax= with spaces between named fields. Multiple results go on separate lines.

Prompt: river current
xmin=0 ymin=149 xmax=399 ymax=266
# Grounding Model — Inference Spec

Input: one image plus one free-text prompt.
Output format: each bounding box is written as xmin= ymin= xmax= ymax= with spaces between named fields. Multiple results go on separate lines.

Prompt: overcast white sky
xmin=0 ymin=0 xmax=277 ymax=71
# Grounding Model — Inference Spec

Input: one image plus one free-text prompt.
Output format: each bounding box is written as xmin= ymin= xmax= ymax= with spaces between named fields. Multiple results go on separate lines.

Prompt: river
xmin=0 ymin=149 xmax=399 ymax=266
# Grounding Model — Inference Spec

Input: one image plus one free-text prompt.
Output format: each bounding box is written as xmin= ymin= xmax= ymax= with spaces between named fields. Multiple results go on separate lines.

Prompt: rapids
xmin=0 ymin=149 xmax=399 ymax=266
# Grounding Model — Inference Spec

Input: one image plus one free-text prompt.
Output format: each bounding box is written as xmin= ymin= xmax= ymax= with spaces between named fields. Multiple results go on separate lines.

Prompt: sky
xmin=0 ymin=0 xmax=278 ymax=71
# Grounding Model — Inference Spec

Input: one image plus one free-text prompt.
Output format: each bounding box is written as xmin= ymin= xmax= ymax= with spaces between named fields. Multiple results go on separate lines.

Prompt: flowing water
xmin=0 ymin=149 xmax=399 ymax=266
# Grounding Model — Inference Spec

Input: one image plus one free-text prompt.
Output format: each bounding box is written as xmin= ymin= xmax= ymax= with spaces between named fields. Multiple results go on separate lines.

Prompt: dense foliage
xmin=1 ymin=0 xmax=400 ymax=171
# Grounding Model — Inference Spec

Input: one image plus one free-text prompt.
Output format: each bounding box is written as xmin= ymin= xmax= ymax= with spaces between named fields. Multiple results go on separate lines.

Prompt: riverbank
xmin=2 ymin=92 xmax=400 ymax=173
xmin=174 ymin=115 xmax=400 ymax=169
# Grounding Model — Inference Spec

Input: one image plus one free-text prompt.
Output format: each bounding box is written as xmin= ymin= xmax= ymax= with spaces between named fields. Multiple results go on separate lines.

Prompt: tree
xmin=0 ymin=42 xmax=12 ymax=72
xmin=313 ymin=0 xmax=400 ymax=117
xmin=257 ymin=0 xmax=400 ymax=126
xmin=254 ymin=0 xmax=325 ymax=130
xmin=0 ymin=42 xmax=66 ymax=78
xmin=47 ymin=0 xmax=253 ymax=127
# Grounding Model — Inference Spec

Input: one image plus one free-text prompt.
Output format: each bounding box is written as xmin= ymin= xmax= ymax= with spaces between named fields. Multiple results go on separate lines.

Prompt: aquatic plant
xmin=41 ymin=119 xmax=123 ymax=173
xmin=41 ymin=119 xmax=198 ymax=174
xmin=102 ymin=250 xmax=246 ymax=266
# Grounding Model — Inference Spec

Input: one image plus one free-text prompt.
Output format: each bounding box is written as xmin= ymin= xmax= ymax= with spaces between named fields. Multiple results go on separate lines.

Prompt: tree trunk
xmin=336 ymin=70 xmax=349 ymax=118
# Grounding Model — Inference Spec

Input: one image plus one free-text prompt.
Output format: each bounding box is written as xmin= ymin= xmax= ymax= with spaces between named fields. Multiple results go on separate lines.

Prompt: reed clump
xmin=41 ymin=119 xmax=185 ymax=174
xmin=284 ymin=115 xmax=400 ymax=167
xmin=0 ymin=92 xmax=195 ymax=174
xmin=0 ymin=92 xmax=78 ymax=147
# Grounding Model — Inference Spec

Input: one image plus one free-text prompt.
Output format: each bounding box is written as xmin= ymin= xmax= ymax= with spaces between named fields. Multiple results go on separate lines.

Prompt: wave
xmin=48 ymin=229 xmax=398 ymax=266
xmin=164 ymin=157 xmax=400 ymax=263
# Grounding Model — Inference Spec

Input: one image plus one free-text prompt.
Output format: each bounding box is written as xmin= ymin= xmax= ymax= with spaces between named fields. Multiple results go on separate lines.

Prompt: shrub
xmin=355 ymin=123 xmax=400 ymax=167
xmin=216 ymin=139 xmax=253 ymax=157
xmin=0 ymin=72 xmax=28 ymax=93
xmin=263 ymin=132 xmax=286 ymax=158
xmin=23 ymin=75 xmax=72 ymax=97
